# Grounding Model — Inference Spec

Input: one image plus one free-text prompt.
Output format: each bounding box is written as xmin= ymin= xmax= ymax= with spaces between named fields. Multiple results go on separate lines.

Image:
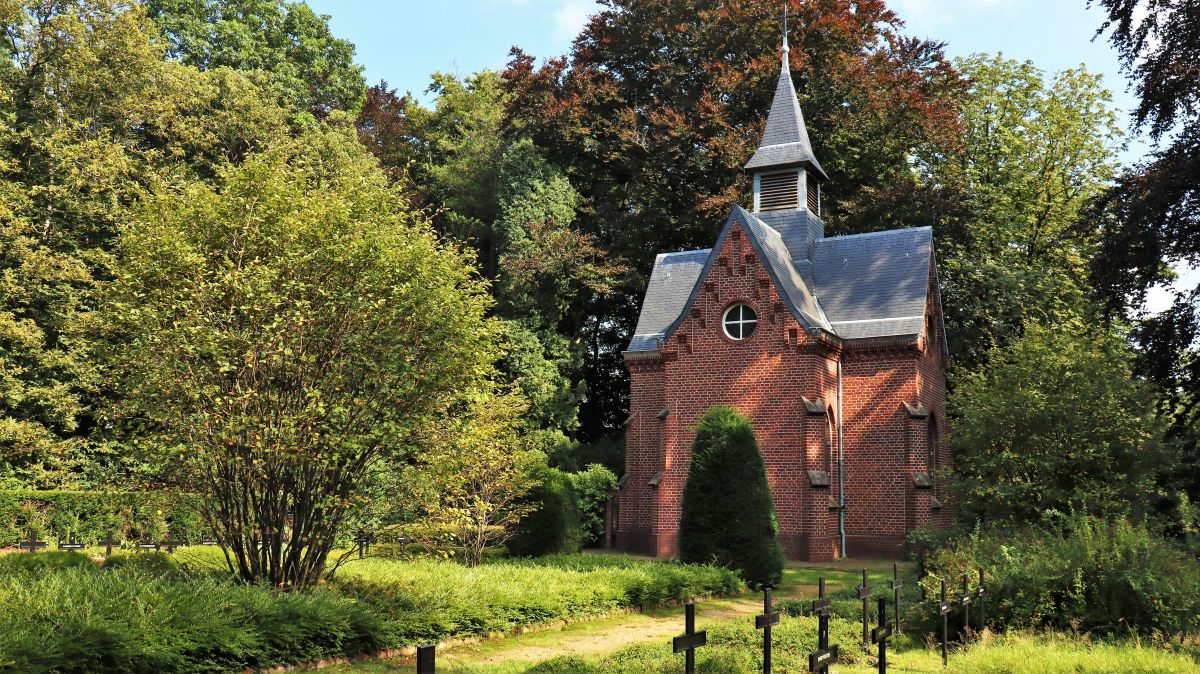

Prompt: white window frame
xmin=722 ymin=303 xmax=758 ymax=340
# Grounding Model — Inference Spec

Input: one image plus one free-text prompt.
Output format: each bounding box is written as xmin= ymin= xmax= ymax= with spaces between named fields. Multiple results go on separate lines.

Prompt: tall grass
xmin=0 ymin=551 xmax=742 ymax=672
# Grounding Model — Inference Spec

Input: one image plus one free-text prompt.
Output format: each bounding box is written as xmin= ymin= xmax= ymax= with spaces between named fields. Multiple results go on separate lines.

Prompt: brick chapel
xmin=614 ymin=35 xmax=950 ymax=561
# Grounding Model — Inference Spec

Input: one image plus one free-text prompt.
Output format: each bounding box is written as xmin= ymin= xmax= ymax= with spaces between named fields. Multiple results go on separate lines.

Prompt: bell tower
xmin=745 ymin=22 xmax=828 ymax=219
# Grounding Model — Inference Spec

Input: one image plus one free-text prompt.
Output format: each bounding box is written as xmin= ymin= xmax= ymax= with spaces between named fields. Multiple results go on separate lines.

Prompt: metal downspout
xmin=838 ymin=358 xmax=846 ymax=557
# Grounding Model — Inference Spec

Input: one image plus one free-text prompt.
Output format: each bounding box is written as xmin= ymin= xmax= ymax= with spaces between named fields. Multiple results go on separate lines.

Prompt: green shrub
xmin=568 ymin=464 xmax=617 ymax=547
xmin=102 ymin=551 xmax=182 ymax=576
xmin=678 ymin=406 xmax=783 ymax=588
xmin=0 ymin=565 xmax=387 ymax=673
xmin=333 ymin=554 xmax=744 ymax=643
xmin=508 ymin=467 xmax=582 ymax=557
xmin=0 ymin=550 xmax=95 ymax=574
xmin=919 ymin=512 xmax=1200 ymax=635
xmin=0 ymin=490 xmax=204 ymax=547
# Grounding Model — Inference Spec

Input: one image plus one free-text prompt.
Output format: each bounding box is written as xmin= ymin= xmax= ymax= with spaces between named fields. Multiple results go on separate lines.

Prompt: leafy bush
xmin=679 ymin=406 xmax=783 ymax=587
xmin=0 ymin=565 xmax=387 ymax=673
xmin=0 ymin=550 xmax=95 ymax=574
xmin=568 ymin=464 xmax=617 ymax=547
xmin=508 ymin=467 xmax=582 ymax=556
xmin=918 ymin=512 xmax=1200 ymax=635
xmin=0 ymin=490 xmax=203 ymax=547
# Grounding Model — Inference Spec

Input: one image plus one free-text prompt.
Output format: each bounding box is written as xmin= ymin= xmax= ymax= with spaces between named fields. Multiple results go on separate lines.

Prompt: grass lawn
xmin=324 ymin=559 xmax=1199 ymax=674
xmin=0 ymin=548 xmax=745 ymax=674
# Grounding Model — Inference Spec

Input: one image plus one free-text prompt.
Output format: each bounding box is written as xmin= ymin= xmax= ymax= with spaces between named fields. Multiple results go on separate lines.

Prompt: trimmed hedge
xmin=0 ymin=490 xmax=204 ymax=547
xmin=508 ymin=467 xmax=582 ymax=557
xmin=679 ymin=406 xmax=784 ymax=587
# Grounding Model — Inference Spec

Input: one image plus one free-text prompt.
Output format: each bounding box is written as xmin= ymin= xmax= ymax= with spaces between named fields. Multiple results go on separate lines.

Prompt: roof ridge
xmin=818 ymin=226 xmax=932 ymax=243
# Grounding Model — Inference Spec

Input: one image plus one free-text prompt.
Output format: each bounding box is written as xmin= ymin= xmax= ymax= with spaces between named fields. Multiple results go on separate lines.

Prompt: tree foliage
xmin=144 ymin=0 xmax=366 ymax=116
xmin=679 ymin=406 xmax=783 ymax=588
xmin=507 ymin=465 xmax=581 ymax=557
xmin=1090 ymin=0 xmax=1200 ymax=506
xmin=932 ymin=55 xmax=1123 ymax=371
xmin=97 ymin=123 xmax=503 ymax=587
xmin=948 ymin=321 xmax=1166 ymax=523
xmin=0 ymin=0 xmax=292 ymax=488
xmin=502 ymin=0 xmax=964 ymax=436
xmin=419 ymin=386 xmax=538 ymax=567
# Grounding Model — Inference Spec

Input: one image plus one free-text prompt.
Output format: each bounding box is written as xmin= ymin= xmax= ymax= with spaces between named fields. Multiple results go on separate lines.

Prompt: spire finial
xmin=776 ymin=5 xmax=792 ymax=59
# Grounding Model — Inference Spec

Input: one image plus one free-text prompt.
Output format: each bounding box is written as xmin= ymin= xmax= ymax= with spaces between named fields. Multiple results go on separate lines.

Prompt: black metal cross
xmin=58 ymin=532 xmax=85 ymax=551
xmin=938 ymin=580 xmax=951 ymax=667
xmin=136 ymin=531 xmax=159 ymax=551
xmin=871 ymin=597 xmax=893 ymax=674
xmin=808 ymin=577 xmax=839 ymax=673
xmin=976 ymin=567 xmax=986 ymax=629
xmin=416 ymin=644 xmax=435 ymax=673
xmin=199 ymin=531 xmax=219 ymax=546
xmin=100 ymin=530 xmax=119 ymax=558
xmin=18 ymin=531 xmax=47 ymax=554
xmin=858 ymin=568 xmax=872 ymax=652
xmin=673 ymin=601 xmax=707 ymax=674
xmin=354 ymin=529 xmax=373 ymax=559
xmin=960 ymin=574 xmax=973 ymax=636
xmin=160 ymin=530 xmax=181 ymax=554
xmin=756 ymin=584 xmax=781 ymax=673
xmin=889 ymin=561 xmax=904 ymax=637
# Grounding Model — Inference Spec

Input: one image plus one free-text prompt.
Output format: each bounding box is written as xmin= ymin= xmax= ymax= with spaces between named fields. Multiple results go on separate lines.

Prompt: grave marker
xmin=976 ymin=568 xmax=986 ymax=629
xmin=416 ymin=644 xmax=435 ymax=673
xmin=58 ymin=532 xmax=85 ymax=551
xmin=808 ymin=577 xmax=840 ymax=673
xmin=353 ymin=529 xmax=373 ymax=559
xmin=100 ymin=531 xmax=119 ymax=558
xmin=858 ymin=568 xmax=872 ymax=652
xmin=160 ymin=530 xmax=181 ymax=554
xmin=672 ymin=601 xmax=707 ymax=674
xmin=960 ymin=574 xmax=973 ymax=636
xmin=136 ymin=532 xmax=159 ymax=551
xmin=755 ymin=584 xmax=780 ymax=673
xmin=18 ymin=531 xmax=48 ymax=554
xmin=871 ymin=597 xmax=893 ymax=674
xmin=889 ymin=561 xmax=904 ymax=636
xmin=938 ymin=580 xmax=951 ymax=667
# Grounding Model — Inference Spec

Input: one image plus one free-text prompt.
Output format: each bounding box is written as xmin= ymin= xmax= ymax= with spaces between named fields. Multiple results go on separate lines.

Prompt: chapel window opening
xmin=722 ymin=303 xmax=758 ymax=340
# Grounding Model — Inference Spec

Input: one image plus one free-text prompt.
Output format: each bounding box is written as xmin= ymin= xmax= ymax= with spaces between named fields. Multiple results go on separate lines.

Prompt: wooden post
xmin=416 ymin=644 xmax=435 ymax=673
xmin=100 ymin=531 xmax=119 ymax=558
xmin=977 ymin=568 xmax=986 ymax=629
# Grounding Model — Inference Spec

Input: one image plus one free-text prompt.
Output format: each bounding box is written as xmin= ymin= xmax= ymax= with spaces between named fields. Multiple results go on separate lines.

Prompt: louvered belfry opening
xmin=758 ymin=171 xmax=799 ymax=211
xmin=807 ymin=179 xmax=819 ymax=215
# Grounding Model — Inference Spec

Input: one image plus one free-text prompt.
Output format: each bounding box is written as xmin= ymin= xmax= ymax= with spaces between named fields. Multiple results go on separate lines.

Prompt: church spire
xmin=744 ymin=16 xmax=828 ymax=182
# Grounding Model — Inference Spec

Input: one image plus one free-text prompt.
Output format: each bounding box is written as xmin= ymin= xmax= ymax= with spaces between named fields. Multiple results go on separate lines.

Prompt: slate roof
xmin=812 ymin=228 xmax=932 ymax=340
xmin=628 ymin=248 xmax=711 ymax=353
xmin=625 ymin=214 xmax=936 ymax=352
xmin=743 ymin=49 xmax=828 ymax=181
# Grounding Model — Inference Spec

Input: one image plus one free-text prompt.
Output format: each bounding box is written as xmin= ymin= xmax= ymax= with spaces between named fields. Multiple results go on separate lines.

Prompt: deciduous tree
xmin=98 ymin=123 xmax=502 ymax=588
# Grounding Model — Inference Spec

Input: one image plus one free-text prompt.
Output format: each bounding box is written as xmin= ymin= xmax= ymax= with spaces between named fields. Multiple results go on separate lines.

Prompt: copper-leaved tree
xmin=98 ymin=120 xmax=502 ymax=588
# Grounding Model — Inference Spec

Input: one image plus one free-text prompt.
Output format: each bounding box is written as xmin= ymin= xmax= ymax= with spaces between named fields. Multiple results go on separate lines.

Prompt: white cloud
xmin=552 ymin=0 xmax=599 ymax=45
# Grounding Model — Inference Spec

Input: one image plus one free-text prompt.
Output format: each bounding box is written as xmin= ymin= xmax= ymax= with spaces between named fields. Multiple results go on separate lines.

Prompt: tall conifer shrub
xmin=679 ymin=406 xmax=783 ymax=587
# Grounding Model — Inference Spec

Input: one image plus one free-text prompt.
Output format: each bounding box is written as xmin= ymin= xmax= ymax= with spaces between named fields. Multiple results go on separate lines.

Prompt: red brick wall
xmin=617 ymin=220 xmax=949 ymax=560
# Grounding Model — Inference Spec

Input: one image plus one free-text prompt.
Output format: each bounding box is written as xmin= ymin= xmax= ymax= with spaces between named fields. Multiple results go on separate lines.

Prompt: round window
xmin=722 ymin=304 xmax=758 ymax=340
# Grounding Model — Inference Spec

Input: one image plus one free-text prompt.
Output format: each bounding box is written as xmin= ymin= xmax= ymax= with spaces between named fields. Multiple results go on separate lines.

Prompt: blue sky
xmin=306 ymin=0 xmax=1193 ymax=310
